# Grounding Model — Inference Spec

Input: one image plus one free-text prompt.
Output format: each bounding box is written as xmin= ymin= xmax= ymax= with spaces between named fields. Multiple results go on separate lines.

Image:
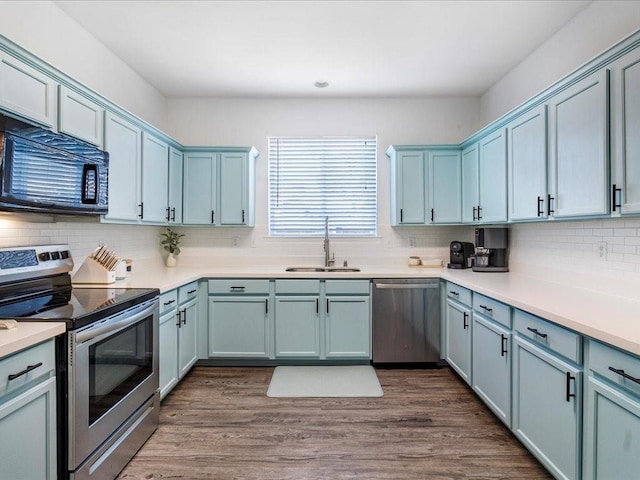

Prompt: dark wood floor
xmin=118 ymin=366 xmax=551 ymax=479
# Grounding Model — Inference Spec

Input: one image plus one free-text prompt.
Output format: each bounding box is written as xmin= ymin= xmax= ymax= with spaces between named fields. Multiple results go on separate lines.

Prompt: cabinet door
xmin=549 ymin=70 xmax=609 ymax=218
xmin=103 ymin=112 xmax=142 ymax=222
xmin=0 ymin=376 xmax=57 ymax=480
xmin=461 ymin=144 xmax=480 ymax=223
xmin=275 ymin=296 xmax=320 ymax=357
xmin=395 ymin=151 xmax=426 ymax=224
xmin=508 ymin=105 xmax=548 ymax=221
xmin=0 ymin=51 xmax=57 ymax=128
xmin=168 ymin=147 xmax=183 ymax=224
xmin=478 ymin=128 xmax=507 ymax=223
xmin=513 ymin=337 xmax=581 ymax=480
xmin=208 ymin=297 xmax=270 ymax=358
xmin=58 ymin=85 xmax=104 ymax=146
xmin=444 ymin=298 xmax=472 ymax=384
xmin=611 ymin=48 xmax=640 ymax=214
xmin=429 ymin=150 xmax=461 ymax=223
xmin=178 ymin=297 xmax=198 ymax=378
xmin=325 ymin=296 xmax=370 ymax=358
xmin=219 ymin=152 xmax=248 ymax=225
xmin=583 ymin=376 xmax=640 ymax=480
xmin=159 ymin=308 xmax=179 ymax=399
xmin=141 ymin=133 xmax=169 ymax=224
xmin=183 ymin=152 xmax=217 ymax=225
xmin=472 ymin=315 xmax=511 ymax=427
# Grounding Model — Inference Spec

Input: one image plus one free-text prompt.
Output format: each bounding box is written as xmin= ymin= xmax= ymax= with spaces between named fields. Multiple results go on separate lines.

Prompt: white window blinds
xmin=268 ymin=136 xmax=377 ymax=236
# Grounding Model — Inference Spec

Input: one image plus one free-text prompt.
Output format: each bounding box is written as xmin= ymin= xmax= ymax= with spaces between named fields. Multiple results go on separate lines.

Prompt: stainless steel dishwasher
xmin=372 ymin=278 xmax=441 ymax=364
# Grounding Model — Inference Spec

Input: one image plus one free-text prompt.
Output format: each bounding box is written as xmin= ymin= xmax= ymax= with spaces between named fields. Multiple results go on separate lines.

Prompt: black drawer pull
xmin=8 ymin=362 xmax=43 ymax=381
xmin=163 ymin=299 xmax=176 ymax=306
xmin=527 ymin=327 xmax=547 ymax=339
xmin=479 ymin=305 xmax=493 ymax=313
xmin=608 ymin=367 xmax=640 ymax=385
xmin=187 ymin=289 xmax=197 ymax=294
xmin=566 ymin=372 xmax=576 ymax=402
xmin=230 ymin=286 xmax=246 ymax=292
xmin=463 ymin=312 xmax=469 ymax=330
xmin=449 ymin=291 xmax=459 ymax=296
xmin=500 ymin=334 xmax=508 ymax=357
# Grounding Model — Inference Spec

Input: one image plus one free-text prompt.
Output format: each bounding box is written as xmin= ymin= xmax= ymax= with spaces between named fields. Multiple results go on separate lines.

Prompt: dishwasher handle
xmin=374 ymin=282 xmax=439 ymax=289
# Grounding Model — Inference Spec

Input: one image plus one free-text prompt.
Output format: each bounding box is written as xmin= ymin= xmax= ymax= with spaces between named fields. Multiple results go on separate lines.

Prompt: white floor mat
xmin=266 ymin=365 xmax=383 ymax=398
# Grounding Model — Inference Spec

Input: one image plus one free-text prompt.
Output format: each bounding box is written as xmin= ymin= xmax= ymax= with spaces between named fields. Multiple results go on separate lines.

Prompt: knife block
xmin=72 ymin=257 xmax=116 ymax=284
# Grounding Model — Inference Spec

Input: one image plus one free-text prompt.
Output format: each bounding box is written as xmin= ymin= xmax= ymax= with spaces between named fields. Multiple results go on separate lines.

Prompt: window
xmin=268 ymin=136 xmax=377 ymax=236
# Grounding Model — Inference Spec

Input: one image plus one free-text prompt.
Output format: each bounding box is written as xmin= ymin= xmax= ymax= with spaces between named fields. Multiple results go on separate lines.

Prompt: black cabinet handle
xmin=211 ymin=210 xmax=215 ymax=224
xmin=8 ymin=362 xmax=43 ymax=381
xmin=138 ymin=202 xmax=144 ymax=219
xmin=527 ymin=327 xmax=548 ymax=339
xmin=472 ymin=206 xmax=477 ymax=221
xmin=171 ymin=207 xmax=176 ymax=222
xmin=265 ymin=299 xmax=269 ymax=315
xmin=230 ymin=286 xmax=245 ymax=292
xmin=187 ymin=289 xmax=197 ymax=294
xmin=500 ymin=334 xmax=508 ymax=357
xmin=400 ymin=208 xmax=403 ymax=222
xmin=547 ymin=194 xmax=555 ymax=216
xmin=477 ymin=205 xmax=482 ymax=221
xmin=566 ymin=372 xmax=576 ymax=402
xmin=463 ymin=312 xmax=469 ymax=330
xmin=479 ymin=305 xmax=493 ymax=313
xmin=316 ymin=298 xmax=319 ymax=314
xmin=449 ymin=290 xmax=459 ymax=296
xmin=430 ymin=208 xmax=434 ymax=222
xmin=608 ymin=366 xmax=640 ymax=385
xmin=326 ymin=298 xmax=330 ymax=314
xmin=165 ymin=206 xmax=171 ymax=222
xmin=163 ymin=299 xmax=176 ymax=307
xmin=537 ymin=196 xmax=544 ymax=217
xmin=612 ymin=184 xmax=622 ymax=212
xmin=175 ymin=311 xmax=181 ymax=328
xmin=242 ymin=209 xmax=245 ymax=223
xmin=182 ymin=308 xmax=187 ymax=325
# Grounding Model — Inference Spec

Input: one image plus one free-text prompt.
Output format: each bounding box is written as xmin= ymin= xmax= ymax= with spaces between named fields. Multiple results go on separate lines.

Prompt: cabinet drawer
xmin=0 ymin=339 xmax=55 ymax=399
xmin=178 ymin=281 xmax=198 ymax=304
xmin=159 ymin=290 xmax=178 ymax=314
xmin=514 ymin=310 xmax=581 ymax=364
xmin=446 ymin=282 xmax=471 ymax=306
xmin=208 ymin=279 xmax=270 ymax=295
xmin=589 ymin=339 xmax=640 ymax=398
xmin=473 ymin=293 xmax=511 ymax=328
xmin=275 ymin=279 xmax=320 ymax=295
xmin=325 ymin=280 xmax=370 ymax=295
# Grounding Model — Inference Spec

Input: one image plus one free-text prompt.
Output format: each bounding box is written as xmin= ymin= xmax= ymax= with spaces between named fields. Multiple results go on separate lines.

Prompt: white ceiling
xmin=53 ymin=0 xmax=591 ymax=98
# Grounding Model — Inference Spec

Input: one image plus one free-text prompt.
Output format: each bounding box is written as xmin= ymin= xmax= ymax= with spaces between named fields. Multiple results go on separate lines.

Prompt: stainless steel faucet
xmin=323 ymin=216 xmax=334 ymax=267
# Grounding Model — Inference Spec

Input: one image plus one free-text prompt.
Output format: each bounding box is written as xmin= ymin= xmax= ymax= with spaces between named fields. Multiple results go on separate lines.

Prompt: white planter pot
xmin=166 ymin=253 xmax=177 ymax=267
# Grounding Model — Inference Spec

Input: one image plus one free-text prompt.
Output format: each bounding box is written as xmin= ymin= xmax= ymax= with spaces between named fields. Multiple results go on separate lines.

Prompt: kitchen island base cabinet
xmin=512 ymin=337 xmax=582 ymax=480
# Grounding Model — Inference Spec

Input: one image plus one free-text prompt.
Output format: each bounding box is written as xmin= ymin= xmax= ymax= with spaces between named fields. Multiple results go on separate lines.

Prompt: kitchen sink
xmin=285 ymin=266 xmax=361 ymax=273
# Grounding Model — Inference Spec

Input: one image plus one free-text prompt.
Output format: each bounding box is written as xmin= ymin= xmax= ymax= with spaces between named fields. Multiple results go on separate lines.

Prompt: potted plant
xmin=160 ymin=228 xmax=185 ymax=267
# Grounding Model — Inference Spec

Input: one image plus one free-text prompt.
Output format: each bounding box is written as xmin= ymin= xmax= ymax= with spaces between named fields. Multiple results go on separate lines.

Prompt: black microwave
xmin=0 ymin=115 xmax=109 ymax=215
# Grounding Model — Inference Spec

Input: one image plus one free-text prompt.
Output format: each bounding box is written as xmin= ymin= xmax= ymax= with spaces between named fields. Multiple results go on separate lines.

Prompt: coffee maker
xmin=473 ymin=227 xmax=509 ymax=272
xmin=448 ymin=241 xmax=475 ymax=269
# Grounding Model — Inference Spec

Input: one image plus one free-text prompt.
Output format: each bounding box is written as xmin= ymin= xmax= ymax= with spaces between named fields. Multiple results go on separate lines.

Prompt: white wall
xmin=0 ymin=1 xmax=167 ymax=129
xmin=480 ymin=1 xmax=640 ymax=125
xmin=166 ymin=97 xmax=478 ymax=264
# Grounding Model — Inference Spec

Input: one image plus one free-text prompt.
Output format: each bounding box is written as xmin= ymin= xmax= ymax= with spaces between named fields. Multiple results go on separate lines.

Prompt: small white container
xmin=408 ymin=256 xmax=421 ymax=266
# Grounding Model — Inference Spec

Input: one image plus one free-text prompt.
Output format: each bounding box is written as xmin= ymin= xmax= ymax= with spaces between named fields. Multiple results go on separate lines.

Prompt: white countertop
xmin=0 ymin=322 xmax=66 ymax=358
xmin=78 ymin=258 xmax=640 ymax=358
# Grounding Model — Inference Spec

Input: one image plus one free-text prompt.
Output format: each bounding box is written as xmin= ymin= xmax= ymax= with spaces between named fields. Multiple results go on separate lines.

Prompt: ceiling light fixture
xmin=314 ymin=80 xmax=329 ymax=88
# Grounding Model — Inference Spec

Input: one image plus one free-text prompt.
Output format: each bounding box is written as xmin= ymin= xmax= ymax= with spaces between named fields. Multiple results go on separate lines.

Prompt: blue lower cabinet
xmin=325 ymin=296 xmax=370 ymax=358
xmin=444 ymin=297 xmax=472 ymax=384
xmin=275 ymin=296 xmax=320 ymax=358
xmin=159 ymin=306 xmax=179 ymax=399
xmin=583 ymin=340 xmax=640 ymax=480
xmin=472 ymin=314 xmax=511 ymax=427
xmin=512 ymin=336 xmax=582 ymax=480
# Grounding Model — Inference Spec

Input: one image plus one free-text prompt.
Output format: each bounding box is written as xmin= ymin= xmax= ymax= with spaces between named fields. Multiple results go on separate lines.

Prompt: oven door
xmin=68 ymin=297 xmax=159 ymax=470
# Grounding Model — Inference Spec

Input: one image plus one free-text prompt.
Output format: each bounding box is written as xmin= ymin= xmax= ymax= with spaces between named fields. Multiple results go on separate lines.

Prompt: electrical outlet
xmin=408 ymin=237 xmax=416 ymax=248
xmin=597 ymin=241 xmax=607 ymax=260
xmin=232 ymin=236 xmax=239 ymax=248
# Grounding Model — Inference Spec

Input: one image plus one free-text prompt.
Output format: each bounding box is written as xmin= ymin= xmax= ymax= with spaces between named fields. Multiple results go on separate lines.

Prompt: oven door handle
xmin=75 ymin=299 xmax=158 ymax=344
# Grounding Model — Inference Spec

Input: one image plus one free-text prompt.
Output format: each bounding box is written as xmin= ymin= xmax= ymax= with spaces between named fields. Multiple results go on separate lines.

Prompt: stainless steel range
xmin=0 ymin=245 xmax=160 ymax=480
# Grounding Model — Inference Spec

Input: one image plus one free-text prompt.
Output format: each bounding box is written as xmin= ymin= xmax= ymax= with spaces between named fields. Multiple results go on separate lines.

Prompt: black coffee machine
xmin=448 ymin=241 xmax=475 ymax=269
xmin=473 ymin=227 xmax=509 ymax=272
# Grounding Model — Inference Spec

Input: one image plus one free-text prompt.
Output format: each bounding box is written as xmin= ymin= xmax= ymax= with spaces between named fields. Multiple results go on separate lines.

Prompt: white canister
xmin=115 ymin=259 xmax=128 ymax=279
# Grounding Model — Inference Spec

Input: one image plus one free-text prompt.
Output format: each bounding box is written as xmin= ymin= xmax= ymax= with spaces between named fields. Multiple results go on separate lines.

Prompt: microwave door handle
xmin=81 ymin=164 xmax=98 ymax=204
xmin=75 ymin=300 xmax=157 ymax=344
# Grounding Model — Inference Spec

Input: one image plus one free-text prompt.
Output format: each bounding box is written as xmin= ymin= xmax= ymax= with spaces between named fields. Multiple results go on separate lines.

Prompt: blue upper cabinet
xmin=0 ymin=50 xmax=57 ymax=129
xmin=508 ymin=105 xmax=548 ymax=221
xmin=548 ymin=70 xmax=610 ymax=219
xmin=218 ymin=150 xmax=257 ymax=226
xmin=58 ymin=86 xmax=104 ymax=147
xmin=478 ymin=128 xmax=508 ymax=223
xmin=461 ymin=143 xmax=480 ymax=223
xmin=141 ymin=132 xmax=169 ymax=224
xmin=388 ymin=149 xmax=426 ymax=225
xmin=610 ymin=47 xmax=640 ymax=215
xmin=168 ymin=147 xmax=183 ymax=224
xmin=182 ymin=152 xmax=218 ymax=225
xmin=429 ymin=150 xmax=462 ymax=224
